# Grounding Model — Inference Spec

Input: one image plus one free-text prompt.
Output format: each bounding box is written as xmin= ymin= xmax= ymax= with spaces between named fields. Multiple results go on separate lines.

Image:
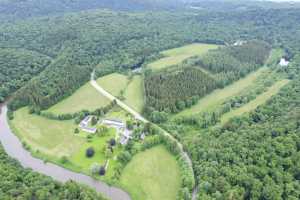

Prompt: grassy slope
xmin=120 ymin=145 xmax=181 ymax=200
xmin=97 ymin=73 xmax=145 ymax=112
xmin=96 ymin=73 xmax=128 ymax=96
xmin=124 ymin=75 xmax=145 ymax=112
xmin=175 ymin=67 xmax=269 ymax=117
xmin=10 ymin=107 xmax=84 ymax=157
xmin=47 ymin=82 xmax=110 ymax=114
xmin=221 ymin=79 xmax=290 ymax=124
xmin=148 ymin=43 xmax=219 ymax=71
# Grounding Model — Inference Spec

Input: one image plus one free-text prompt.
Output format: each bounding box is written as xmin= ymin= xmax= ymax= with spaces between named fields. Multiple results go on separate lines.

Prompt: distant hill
xmin=0 ymin=0 xmax=182 ymax=21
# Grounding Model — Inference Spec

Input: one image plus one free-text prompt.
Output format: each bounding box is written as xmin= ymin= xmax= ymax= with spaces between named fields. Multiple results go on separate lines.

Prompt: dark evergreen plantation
xmin=145 ymin=67 xmax=217 ymax=114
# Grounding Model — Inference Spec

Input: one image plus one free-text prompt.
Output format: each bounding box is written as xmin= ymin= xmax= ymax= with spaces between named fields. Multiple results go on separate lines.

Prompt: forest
xmin=0 ymin=48 xmax=51 ymax=102
xmin=0 ymin=145 xmax=106 ymax=199
xmin=144 ymin=67 xmax=217 ymax=115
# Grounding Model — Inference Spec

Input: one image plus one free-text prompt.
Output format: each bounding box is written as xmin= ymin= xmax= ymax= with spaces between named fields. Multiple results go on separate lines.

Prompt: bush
xmin=99 ymin=166 xmax=106 ymax=176
xmin=60 ymin=156 xmax=69 ymax=164
xmin=86 ymin=147 xmax=95 ymax=158
xmin=74 ymin=128 xmax=79 ymax=134
xmin=109 ymin=138 xmax=116 ymax=146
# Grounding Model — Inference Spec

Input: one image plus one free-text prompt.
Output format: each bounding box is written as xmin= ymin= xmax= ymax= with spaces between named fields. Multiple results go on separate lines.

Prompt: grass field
xmin=47 ymin=82 xmax=110 ymax=114
xmin=69 ymin=128 xmax=121 ymax=179
xmin=10 ymin=107 xmax=125 ymax=181
xmin=124 ymin=76 xmax=145 ymax=112
xmin=97 ymin=73 xmax=145 ymax=112
xmin=175 ymin=67 xmax=269 ymax=117
xmin=148 ymin=43 xmax=219 ymax=71
xmin=120 ymin=145 xmax=181 ymax=200
xmin=10 ymin=107 xmax=84 ymax=157
xmin=221 ymin=79 xmax=290 ymax=124
xmin=266 ymin=48 xmax=284 ymax=66
xmin=96 ymin=73 xmax=128 ymax=96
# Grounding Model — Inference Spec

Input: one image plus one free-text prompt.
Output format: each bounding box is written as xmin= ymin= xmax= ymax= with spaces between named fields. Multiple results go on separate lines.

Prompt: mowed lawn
xmin=10 ymin=107 xmax=84 ymax=157
xmin=47 ymin=82 xmax=110 ymax=114
xmin=120 ymin=145 xmax=181 ymax=200
xmin=70 ymin=128 xmax=121 ymax=179
xmin=148 ymin=43 xmax=219 ymax=71
xmin=175 ymin=67 xmax=269 ymax=117
xmin=221 ymin=79 xmax=290 ymax=124
xmin=96 ymin=73 xmax=128 ymax=96
xmin=124 ymin=75 xmax=145 ymax=112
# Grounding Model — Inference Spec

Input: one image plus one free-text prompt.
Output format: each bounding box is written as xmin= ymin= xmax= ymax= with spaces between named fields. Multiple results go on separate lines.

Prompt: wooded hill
xmin=144 ymin=41 xmax=271 ymax=115
xmin=0 ymin=48 xmax=51 ymax=102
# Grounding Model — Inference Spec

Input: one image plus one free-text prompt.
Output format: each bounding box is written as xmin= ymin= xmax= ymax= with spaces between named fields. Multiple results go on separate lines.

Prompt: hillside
xmin=1 ymin=1 xmax=300 ymax=200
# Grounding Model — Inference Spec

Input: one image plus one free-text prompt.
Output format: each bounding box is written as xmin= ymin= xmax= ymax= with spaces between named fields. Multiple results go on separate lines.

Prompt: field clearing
xmin=221 ymin=79 xmax=290 ymax=124
xmin=97 ymin=73 xmax=145 ymax=112
xmin=175 ymin=67 xmax=269 ymax=117
xmin=120 ymin=145 xmax=181 ymax=200
xmin=46 ymin=82 xmax=110 ymax=114
xmin=148 ymin=43 xmax=219 ymax=71
xmin=266 ymin=48 xmax=284 ymax=66
xmin=10 ymin=107 xmax=84 ymax=157
xmin=124 ymin=76 xmax=145 ymax=112
xmin=96 ymin=73 xmax=128 ymax=96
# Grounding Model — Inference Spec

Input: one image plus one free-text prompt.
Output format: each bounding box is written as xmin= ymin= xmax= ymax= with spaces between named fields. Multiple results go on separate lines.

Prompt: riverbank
xmin=0 ymin=104 xmax=131 ymax=200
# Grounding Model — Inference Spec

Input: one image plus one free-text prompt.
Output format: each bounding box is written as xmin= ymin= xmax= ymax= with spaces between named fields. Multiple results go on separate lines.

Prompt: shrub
xmin=86 ymin=147 xmax=95 ymax=158
xmin=99 ymin=166 xmax=106 ymax=176
xmin=109 ymin=138 xmax=116 ymax=146
xmin=74 ymin=128 xmax=79 ymax=134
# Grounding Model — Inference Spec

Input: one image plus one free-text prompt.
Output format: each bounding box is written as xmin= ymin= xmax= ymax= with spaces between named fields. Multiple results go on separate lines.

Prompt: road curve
xmin=0 ymin=105 xmax=131 ymax=200
xmin=90 ymin=76 xmax=198 ymax=200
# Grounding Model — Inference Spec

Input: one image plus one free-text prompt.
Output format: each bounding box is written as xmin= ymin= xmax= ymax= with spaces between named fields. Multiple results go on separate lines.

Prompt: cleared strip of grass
xmin=175 ymin=67 xmax=269 ymax=117
xmin=96 ymin=73 xmax=128 ymax=96
xmin=47 ymin=82 xmax=110 ymax=115
xmin=148 ymin=43 xmax=219 ymax=71
xmin=120 ymin=145 xmax=181 ymax=200
xmin=124 ymin=75 xmax=145 ymax=112
xmin=221 ymin=79 xmax=290 ymax=124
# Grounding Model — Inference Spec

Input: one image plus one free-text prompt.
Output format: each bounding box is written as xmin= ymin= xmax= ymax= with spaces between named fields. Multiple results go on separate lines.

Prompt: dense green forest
xmin=0 ymin=48 xmax=51 ymax=103
xmin=0 ymin=145 xmax=105 ymax=199
xmin=144 ymin=67 xmax=217 ymax=115
xmin=191 ymin=76 xmax=300 ymax=199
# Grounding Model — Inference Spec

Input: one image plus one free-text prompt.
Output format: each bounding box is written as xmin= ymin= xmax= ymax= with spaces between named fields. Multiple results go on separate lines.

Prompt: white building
xmin=102 ymin=119 xmax=125 ymax=129
xmin=79 ymin=116 xmax=91 ymax=128
xmin=279 ymin=58 xmax=289 ymax=67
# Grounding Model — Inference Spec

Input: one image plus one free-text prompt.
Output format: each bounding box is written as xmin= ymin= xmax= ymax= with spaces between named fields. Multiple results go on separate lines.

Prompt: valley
xmin=1 ymin=1 xmax=300 ymax=200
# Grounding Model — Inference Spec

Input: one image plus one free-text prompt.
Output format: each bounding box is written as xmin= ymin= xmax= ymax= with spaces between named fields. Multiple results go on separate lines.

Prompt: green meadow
xmin=221 ymin=79 xmax=290 ymax=124
xmin=148 ymin=43 xmax=219 ymax=71
xmin=120 ymin=145 xmax=181 ymax=200
xmin=97 ymin=73 xmax=145 ymax=112
xmin=47 ymin=82 xmax=110 ymax=115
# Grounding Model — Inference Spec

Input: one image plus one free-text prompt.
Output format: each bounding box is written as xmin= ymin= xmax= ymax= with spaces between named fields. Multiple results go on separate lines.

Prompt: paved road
xmin=90 ymin=74 xmax=198 ymax=200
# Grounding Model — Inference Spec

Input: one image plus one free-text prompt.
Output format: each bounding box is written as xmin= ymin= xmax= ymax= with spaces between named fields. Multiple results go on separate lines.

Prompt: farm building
xmin=102 ymin=119 xmax=125 ymax=128
xmin=79 ymin=116 xmax=91 ymax=128
xmin=279 ymin=58 xmax=289 ymax=67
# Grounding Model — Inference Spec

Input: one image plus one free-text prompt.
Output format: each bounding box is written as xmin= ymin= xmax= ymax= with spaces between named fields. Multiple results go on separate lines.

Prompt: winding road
xmin=90 ymin=73 xmax=198 ymax=200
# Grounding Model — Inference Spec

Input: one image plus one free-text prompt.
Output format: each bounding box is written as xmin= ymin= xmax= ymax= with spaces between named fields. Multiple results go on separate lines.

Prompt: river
xmin=0 ymin=104 xmax=131 ymax=200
